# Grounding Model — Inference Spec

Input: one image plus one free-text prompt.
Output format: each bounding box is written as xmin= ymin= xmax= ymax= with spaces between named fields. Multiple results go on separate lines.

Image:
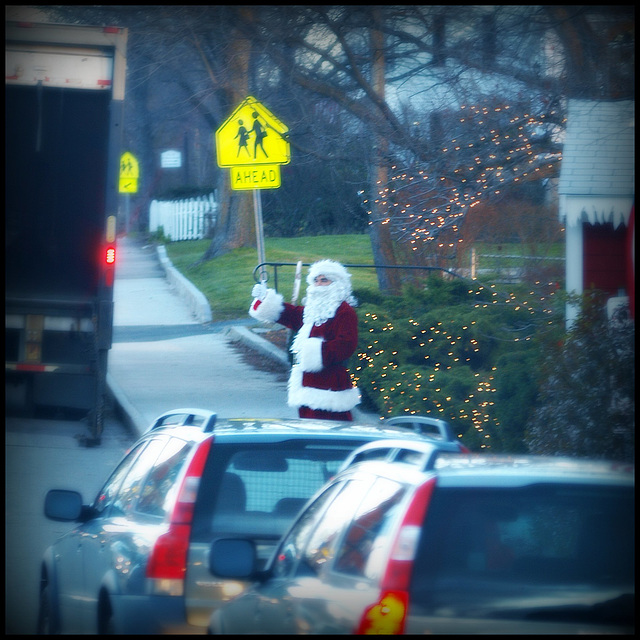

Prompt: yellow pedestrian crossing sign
xmin=119 ymin=152 xmax=139 ymax=193
xmin=216 ymin=96 xmax=290 ymax=168
xmin=120 ymin=152 xmax=139 ymax=178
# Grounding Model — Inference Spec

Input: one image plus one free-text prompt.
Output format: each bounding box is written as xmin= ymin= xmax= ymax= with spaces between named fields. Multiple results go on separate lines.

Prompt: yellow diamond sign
xmin=119 ymin=152 xmax=139 ymax=178
xmin=216 ymin=96 xmax=290 ymax=168
xmin=119 ymin=151 xmax=139 ymax=193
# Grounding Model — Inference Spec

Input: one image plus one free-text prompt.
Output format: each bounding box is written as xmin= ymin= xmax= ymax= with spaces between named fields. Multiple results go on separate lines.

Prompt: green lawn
xmin=163 ymin=235 xmax=565 ymax=322
xmin=164 ymin=235 xmax=377 ymax=321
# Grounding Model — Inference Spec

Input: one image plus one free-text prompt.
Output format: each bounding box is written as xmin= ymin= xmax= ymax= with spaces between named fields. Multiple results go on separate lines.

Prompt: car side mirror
xmin=44 ymin=489 xmax=84 ymax=522
xmin=209 ymin=538 xmax=256 ymax=578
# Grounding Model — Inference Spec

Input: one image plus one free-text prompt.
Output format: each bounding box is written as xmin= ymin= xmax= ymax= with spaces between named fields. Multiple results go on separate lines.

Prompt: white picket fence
xmin=149 ymin=192 xmax=218 ymax=241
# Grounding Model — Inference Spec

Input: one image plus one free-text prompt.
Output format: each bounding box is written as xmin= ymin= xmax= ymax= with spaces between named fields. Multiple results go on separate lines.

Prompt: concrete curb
xmin=156 ymin=245 xmax=212 ymax=323
xmin=226 ymin=325 xmax=291 ymax=369
xmin=107 ymin=372 xmax=149 ymax=438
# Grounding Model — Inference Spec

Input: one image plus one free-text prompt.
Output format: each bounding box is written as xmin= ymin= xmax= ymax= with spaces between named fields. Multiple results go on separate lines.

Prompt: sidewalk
xmin=107 ymin=236 xmax=298 ymax=436
xmin=107 ymin=236 xmax=378 ymax=437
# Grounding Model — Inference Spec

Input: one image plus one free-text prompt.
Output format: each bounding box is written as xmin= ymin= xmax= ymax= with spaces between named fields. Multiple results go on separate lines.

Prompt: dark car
xmin=208 ymin=441 xmax=634 ymax=635
xmin=37 ymin=409 xmax=467 ymax=634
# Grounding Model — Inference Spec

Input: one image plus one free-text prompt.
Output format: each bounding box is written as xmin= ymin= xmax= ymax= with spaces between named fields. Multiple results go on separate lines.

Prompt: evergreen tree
xmin=525 ymin=292 xmax=634 ymax=462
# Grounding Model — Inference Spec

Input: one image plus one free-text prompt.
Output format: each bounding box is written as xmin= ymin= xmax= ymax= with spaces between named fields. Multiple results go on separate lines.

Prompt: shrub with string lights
xmin=352 ymin=275 xmax=562 ymax=452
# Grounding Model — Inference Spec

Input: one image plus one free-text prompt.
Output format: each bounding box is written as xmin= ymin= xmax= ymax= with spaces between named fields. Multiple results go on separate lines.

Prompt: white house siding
xmin=557 ymin=100 xmax=634 ymax=325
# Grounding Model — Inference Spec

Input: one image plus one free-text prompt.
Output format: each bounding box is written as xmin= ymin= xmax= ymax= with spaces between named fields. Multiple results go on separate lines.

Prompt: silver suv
xmin=208 ymin=442 xmax=634 ymax=635
xmin=37 ymin=409 xmax=467 ymax=634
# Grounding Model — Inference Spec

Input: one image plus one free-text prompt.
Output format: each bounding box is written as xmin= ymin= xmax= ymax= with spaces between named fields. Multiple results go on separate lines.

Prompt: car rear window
xmin=95 ymin=435 xmax=195 ymax=520
xmin=135 ymin=436 xmax=195 ymax=518
xmin=409 ymin=483 xmax=634 ymax=623
xmin=333 ymin=476 xmax=406 ymax=580
xmin=93 ymin=440 xmax=147 ymax=515
xmin=110 ymin=438 xmax=169 ymax=517
xmin=191 ymin=440 xmax=359 ymax=542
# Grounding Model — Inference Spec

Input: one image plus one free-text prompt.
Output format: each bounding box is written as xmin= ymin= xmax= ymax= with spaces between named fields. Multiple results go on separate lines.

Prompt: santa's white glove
xmin=251 ymin=282 xmax=268 ymax=300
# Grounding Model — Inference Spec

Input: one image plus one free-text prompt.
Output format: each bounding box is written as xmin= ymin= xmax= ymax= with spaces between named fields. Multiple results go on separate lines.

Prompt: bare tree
xmin=238 ymin=5 xmax=632 ymax=286
xmin=39 ymin=6 xmax=633 ymax=279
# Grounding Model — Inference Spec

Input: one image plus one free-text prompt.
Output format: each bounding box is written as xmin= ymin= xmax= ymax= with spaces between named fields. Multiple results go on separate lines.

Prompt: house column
xmin=565 ymin=219 xmax=583 ymax=328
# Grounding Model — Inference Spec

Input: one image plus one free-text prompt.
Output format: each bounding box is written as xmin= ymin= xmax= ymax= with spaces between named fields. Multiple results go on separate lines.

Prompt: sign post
xmin=215 ymin=96 xmax=290 ymax=282
xmin=253 ymin=190 xmax=267 ymax=281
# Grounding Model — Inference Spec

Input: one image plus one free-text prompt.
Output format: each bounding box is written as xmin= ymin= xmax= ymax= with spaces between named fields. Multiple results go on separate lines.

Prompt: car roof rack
xmin=384 ymin=415 xmax=457 ymax=442
xmin=339 ymin=438 xmax=462 ymax=473
xmin=147 ymin=408 xmax=217 ymax=433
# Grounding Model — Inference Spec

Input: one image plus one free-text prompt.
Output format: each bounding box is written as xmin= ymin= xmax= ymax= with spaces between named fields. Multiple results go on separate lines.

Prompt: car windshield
xmin=410 ymin=483 xmax=634 ymax=625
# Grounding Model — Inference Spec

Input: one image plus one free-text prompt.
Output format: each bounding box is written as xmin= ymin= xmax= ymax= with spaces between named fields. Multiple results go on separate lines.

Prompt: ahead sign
xmin=231 ymin=164 xmax=281 ymax=190
xmin=216 ymin=96 xmax=290 ymax=168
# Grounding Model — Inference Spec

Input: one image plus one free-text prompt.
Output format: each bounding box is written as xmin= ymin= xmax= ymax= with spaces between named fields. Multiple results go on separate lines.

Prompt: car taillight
xmin=355 ymin=478 xmax=436 ymax=635
xmin=104 ymin=246 xmax=116 ymax=287
xmin=146 ymin=524 xmax=191 ymax=581
xmin=146 ymin=437 xmax=213 ymax=592
xmin=356 ymin=590 xmax=409 ymax=635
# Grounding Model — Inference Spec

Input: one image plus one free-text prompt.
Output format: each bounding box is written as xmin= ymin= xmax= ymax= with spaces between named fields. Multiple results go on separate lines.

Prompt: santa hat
xmin=306 ymin=259 xmax=352 ymax=288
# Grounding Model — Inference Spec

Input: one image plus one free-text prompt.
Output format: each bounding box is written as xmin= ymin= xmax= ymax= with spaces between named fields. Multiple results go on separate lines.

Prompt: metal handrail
xmin=253 ymin=261 xmax=467 ymax=291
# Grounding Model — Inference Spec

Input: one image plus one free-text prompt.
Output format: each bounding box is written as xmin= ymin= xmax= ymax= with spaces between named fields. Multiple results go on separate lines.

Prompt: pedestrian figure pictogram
xmin=251 ymin=111 xmax=268 ymax=159
xmin=235 ymin=119 xmax=250 ymax=158
xmin=216 ymin=96 xmax=289 ymax=168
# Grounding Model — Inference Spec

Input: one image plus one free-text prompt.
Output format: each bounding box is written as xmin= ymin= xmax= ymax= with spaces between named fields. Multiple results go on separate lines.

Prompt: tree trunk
xmin=201 ymin=171 xmax=255 ymax=261
xmin=202 ymin=7 xmax=256 ymax=261
xmin=368 ymin=15 xmax=401 ymax=294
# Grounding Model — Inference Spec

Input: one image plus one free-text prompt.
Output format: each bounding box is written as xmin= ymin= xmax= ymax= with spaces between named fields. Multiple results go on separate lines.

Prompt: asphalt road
xmin=5 ymin=411 xmax=135 ymax=635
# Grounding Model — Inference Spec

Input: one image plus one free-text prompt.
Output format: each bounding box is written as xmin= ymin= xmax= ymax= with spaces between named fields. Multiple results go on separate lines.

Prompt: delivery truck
xmin=5 ymin=20 xmax=128 ymax=443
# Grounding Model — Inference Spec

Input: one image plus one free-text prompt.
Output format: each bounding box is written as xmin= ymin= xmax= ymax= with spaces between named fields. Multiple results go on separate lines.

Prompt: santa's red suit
xmin=249 ymin=259 xmax=360 ymax=421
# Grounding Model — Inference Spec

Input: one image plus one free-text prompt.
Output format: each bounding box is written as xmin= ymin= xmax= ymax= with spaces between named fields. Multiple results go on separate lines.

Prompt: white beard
xmin=302 ymin=282 xmax=346 ymax=326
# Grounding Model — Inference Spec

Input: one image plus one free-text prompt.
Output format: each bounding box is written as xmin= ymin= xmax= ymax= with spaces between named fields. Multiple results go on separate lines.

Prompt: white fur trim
xmin=287 ymin=365 xmax=361 ymax=412
xmin=298 ymin=337 xmax=324 ymax=372
xmin=290 ymin=322 xmax=312 ymax=354
xmin=306 ymin=259 xmax=352 ymax=287
xmin=248 ymin=289 xmax=284 ymax=323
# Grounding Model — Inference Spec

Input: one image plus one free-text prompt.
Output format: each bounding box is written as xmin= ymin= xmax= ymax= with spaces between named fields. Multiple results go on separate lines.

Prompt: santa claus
xmin=249 ymin=259 xmax=360 ymax=421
